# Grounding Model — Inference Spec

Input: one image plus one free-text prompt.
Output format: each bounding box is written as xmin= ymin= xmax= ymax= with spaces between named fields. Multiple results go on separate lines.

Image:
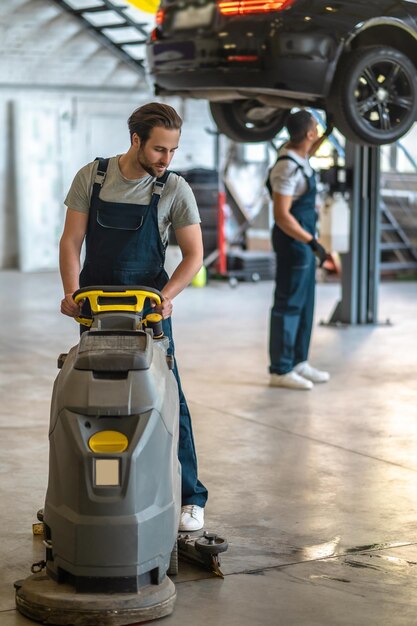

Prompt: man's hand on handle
xmin=61 ymin=293 xmax=82 ymax=317
xmin=151 ymin=295 xmax=173 ymax=319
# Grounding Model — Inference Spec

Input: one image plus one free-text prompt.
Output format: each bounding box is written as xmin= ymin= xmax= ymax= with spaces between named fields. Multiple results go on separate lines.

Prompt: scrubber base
xmin=15 ymin=572 xmax=176 ymax=626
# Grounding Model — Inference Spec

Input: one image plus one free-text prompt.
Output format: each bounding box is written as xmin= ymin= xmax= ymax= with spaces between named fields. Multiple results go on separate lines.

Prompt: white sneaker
xmin=269 ymin=371 xmax=313 ymax=390
xmin=179 ymin=505 xmax=204 ymax=532
xmin=294 ymin=361 xmax=330 ymax=383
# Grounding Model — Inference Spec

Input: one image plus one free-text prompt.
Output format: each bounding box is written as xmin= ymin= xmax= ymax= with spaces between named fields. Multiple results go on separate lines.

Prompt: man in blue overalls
xmin=59 ymin=102 xmax=208 ymax=531
xmin=269 ymin=110 xmax=333 ymax=390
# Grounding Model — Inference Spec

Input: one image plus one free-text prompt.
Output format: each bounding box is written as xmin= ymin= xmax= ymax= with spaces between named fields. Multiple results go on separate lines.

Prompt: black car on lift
xmin=146 ymin=0 xmax=417 ymax=145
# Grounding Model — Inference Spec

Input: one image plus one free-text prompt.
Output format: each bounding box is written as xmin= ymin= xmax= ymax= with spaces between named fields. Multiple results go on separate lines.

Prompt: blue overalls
xmin=80 ymin=158 xmax=208 ymax=507
xmin=269 ymin=157 xmax=317 ymax=375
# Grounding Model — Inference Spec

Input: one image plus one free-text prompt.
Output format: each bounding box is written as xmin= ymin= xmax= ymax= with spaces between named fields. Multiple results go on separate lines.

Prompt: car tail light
xmin=156 ymin=8 xmax=165 ymax=25
xmin=217 ymin=0 xmax=295 ymax=16
xmin=227 ymin=55 xmax=259 ymax=62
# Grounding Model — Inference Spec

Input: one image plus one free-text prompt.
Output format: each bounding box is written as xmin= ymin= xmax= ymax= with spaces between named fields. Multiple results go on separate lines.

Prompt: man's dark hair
xmin=128 ymin=102 xmax=183 ymax=144
xmin=286 ymin=109 xmax=315 ymax=144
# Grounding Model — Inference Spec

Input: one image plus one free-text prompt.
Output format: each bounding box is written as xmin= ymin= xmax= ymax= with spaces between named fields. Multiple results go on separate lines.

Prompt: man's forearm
xmin=309 ymin=135 xmax=326 ymax=156
xmin=162 ymin=254 xmax=203 ymax=300
xmin=59 ymin=238 xmax=81 ymax=295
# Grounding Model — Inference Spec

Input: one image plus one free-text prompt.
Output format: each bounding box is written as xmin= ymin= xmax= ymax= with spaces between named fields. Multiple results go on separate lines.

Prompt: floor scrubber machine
xmin=15 ymin=286 xmax=183 ymax=626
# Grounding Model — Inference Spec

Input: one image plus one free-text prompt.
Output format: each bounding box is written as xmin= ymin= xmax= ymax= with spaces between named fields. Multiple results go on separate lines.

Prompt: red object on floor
xmin=217 ymin=191 xmax=227 ymax=274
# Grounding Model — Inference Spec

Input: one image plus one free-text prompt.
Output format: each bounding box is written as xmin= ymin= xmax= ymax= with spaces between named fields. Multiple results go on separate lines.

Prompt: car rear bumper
xmin=147 ymin=30 xmax=334 ymax=98
xmin=147 ymin=52 xmax=327 ymax=99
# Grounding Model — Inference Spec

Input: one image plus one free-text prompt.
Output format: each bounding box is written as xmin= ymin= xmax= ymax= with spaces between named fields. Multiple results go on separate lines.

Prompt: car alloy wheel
xmin=330 ymin=46 xmax=417 ymax=145
xmin=209 ymin=100 xmax=289 ymax=143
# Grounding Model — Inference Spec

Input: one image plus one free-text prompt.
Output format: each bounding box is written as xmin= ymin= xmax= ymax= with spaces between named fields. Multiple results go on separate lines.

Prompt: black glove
xmin=308 ymin=238 xmax=328 ymax=267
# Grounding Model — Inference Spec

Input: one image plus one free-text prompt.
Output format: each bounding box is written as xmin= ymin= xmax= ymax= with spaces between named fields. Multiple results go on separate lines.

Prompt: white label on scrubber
xmin=95 ymin=459 xmax=120 ymax=486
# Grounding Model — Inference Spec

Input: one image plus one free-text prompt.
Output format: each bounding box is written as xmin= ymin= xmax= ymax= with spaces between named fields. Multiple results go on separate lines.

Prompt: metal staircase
xmin=50 ymin=0 xmax=153 ymax=75
xmin=380 ymin=169 xmax=417 ymax=274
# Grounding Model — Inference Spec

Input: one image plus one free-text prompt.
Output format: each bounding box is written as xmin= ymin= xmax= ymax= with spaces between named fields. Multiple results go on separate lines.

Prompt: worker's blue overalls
xmin=79 ymin=158 xmax=208 ymax=507
xmin=269 ymin=155 xmax=317 ymax=375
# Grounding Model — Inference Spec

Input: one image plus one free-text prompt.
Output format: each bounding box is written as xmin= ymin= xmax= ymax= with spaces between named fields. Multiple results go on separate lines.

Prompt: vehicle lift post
xmin=215 ymin=129 xmax=227 ymax=275
xmin=326 ymin=141 xmax=388 ymax=326
xmin=202 ymin=127 xmax=227 ymax=275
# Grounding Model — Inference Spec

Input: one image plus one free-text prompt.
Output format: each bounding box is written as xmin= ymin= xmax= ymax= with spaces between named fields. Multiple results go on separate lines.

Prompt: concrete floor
xmin=1 ymin=270 xmax=417 ymax=625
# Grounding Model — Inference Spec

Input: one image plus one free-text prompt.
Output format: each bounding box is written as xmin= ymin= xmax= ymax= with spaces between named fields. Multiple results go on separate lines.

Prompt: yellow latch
xmin=89 ymin=431 xmax=128 ymax=454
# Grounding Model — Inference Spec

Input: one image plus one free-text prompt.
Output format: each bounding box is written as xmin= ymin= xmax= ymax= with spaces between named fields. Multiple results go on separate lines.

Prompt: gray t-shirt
xmin=269 ymin=146 xmax=314 ymax=199
xmin=64 ymin=156 xmax=201 ymax=245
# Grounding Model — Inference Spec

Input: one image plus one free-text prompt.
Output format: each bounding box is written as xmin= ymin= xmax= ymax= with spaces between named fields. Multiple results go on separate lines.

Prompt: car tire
xmin=209 ymin=101 xmax=289 ymax=143
xmin=329 ymin=46 xmax=417 ymax=145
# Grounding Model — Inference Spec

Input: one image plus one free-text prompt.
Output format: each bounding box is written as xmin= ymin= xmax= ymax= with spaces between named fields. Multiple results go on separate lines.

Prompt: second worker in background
xmin=268 ymin=109 xmax=332 ymax=390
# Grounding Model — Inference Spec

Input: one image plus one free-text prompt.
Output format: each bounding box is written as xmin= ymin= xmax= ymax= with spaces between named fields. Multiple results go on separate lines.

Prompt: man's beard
xmin=137 ymin=149 xmax=165 ymax=178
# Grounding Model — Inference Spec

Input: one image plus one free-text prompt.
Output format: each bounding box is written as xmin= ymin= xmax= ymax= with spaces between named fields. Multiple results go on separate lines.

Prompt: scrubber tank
xmin=44 ymin=288 xmax=181 ymax=593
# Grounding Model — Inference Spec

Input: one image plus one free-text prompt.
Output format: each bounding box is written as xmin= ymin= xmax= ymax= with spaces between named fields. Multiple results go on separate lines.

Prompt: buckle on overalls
xmin=94 ymin=168 xmax=107 ymax=187
xmin=153 ymin=181 xmax=165 ymax=196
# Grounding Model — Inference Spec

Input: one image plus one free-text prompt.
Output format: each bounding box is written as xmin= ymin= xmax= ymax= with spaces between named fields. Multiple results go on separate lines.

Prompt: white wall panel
xmin=13 ymin=101 xmax=64 ymax=271
xmin=0 ymin=101 xmax=18 ymax=268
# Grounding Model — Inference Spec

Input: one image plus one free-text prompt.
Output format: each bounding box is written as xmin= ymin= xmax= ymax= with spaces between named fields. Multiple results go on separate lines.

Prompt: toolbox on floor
xmin=226 ymin=250 xmax=276 ymax=282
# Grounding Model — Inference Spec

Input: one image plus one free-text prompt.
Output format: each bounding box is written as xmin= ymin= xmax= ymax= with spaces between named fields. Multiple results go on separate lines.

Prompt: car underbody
xmin=147 ymin=2 xmax=417 ymax=144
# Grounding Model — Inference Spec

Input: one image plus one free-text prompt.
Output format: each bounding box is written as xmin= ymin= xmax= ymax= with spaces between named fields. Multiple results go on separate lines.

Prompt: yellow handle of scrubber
xmin=73 ymin=287 xmax=162 ymax=326
xmin=75 ymin=316 xmax=95 ymax=328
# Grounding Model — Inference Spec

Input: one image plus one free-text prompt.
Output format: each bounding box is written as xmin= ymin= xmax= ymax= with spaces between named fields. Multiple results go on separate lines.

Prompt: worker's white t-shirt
xmin=269 ymin=146 xmax=314 ymax=199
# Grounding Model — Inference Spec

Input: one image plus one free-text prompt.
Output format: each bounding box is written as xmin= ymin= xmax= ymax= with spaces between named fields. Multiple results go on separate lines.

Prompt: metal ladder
xmin=380 ymin=143 xmax=417 ymax=274
xmin=51 ymin=0 xmax=150 ymax=75
xmin=380 ymin=201 xmax=417 ymax=272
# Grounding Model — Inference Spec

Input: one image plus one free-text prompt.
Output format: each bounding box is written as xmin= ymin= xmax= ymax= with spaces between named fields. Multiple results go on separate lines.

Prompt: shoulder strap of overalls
xmin=151 ymin=169 xmax=173 ymax=206
xmin=91 ymin=157 xmax=110 ymax=201
xmin=91 ymin=160 xmax=173 ymax=207
xmin=275 ymin=155 xmax=306 ymax=177
xmin=266 ymin=154 xmax=309 ymax=198
xmin=277 ymin=155 xmax=313 ymax=195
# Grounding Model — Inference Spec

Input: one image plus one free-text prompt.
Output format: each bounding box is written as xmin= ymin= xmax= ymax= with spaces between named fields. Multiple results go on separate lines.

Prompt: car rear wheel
xmin=329 ymin=46 xmax=417 ymax=145
xmin=209 ymin=101 xmax=289 ymax=142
